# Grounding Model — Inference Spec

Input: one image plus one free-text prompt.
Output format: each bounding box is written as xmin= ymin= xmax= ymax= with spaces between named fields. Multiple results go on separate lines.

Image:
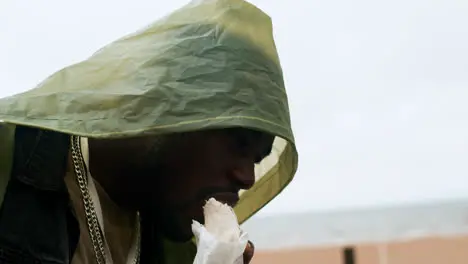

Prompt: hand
xmin=243 ymin=241 xmax=255 ymax=263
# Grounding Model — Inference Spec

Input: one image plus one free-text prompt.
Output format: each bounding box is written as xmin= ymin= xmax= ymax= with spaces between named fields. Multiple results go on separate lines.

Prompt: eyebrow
xmin=260 ymin=136 xmax=274 ymax=158
xmin=228 ymin=128 xmax=274 ymax=161
xmin=253 ymin=132 xmax=274 ymax=162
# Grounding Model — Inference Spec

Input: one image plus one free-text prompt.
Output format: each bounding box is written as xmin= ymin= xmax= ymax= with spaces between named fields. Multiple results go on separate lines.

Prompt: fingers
xmin=243 ymin=240 xmax=255 ymax=263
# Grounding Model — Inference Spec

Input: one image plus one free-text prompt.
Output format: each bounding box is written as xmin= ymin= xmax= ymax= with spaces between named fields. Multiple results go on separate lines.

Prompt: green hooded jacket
xmin=0 ymin=0 xmax=298 ymax=262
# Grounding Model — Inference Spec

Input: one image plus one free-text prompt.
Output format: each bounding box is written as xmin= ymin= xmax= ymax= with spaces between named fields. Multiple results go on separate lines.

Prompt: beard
xmin=142 ymin=197 xmax=200 ymax=243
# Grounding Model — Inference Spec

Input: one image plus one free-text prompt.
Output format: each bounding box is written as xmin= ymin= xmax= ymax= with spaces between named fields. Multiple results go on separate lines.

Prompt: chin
xmin=160 ymin=218 xmax=195 ymax=243
xmin=163 ymin=229 xmax=193 ymax=243
xmin=157 ymin=204 xmax=203 ymax=243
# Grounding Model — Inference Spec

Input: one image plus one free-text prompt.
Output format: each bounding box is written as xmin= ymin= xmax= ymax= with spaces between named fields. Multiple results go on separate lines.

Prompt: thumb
xmin=243 ymin=241 xmax=255 ymax=264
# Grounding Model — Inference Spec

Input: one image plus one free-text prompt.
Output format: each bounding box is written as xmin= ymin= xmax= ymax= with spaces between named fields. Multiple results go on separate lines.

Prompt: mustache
xmin=171 ymin=186 xmax=239 ymax=211
xmin=195 ymin=186 xmax=239 ymax=202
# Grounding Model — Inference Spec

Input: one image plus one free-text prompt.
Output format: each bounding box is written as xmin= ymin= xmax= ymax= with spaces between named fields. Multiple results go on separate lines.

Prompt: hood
xmin=0 ymin=0 xmax=297 ymax=224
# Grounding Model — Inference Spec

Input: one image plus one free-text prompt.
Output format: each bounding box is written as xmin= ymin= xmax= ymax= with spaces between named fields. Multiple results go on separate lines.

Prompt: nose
xmin=230 ymin=159 xmax=256 ymax=190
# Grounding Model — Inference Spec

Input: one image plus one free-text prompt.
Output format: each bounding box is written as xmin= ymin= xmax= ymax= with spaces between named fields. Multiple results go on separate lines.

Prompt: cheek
xmin=153 ymin=139 xmax=235 ymax=205
xmin=156 ymin=162 xmax=200 ymax=205
xmin=158 ymin=162 xmax=221 ymax=207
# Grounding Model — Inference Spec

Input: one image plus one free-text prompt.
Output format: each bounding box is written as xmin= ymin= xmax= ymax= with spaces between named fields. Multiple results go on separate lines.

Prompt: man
xmin=0 ymin=0 xmax=298 ymax=263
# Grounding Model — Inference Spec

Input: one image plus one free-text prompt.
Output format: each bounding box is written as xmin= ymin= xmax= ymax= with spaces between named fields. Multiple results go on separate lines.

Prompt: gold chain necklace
xmin=71 ymin=135 xmax=141 ymax=264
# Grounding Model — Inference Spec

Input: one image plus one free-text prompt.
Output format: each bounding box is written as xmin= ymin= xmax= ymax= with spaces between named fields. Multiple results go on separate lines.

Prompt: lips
xmin=205 ymin=192 xmax=240 ymax=207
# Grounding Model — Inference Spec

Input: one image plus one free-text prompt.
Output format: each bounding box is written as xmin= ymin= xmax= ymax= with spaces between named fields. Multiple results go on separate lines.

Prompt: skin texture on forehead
xmin=87 ymin=127 xmax=274 ymax=242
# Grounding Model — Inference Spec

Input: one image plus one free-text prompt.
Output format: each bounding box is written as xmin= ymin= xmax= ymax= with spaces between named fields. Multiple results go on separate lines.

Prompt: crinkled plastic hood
xmin=0 ymin=0 xmax=297 ymax=224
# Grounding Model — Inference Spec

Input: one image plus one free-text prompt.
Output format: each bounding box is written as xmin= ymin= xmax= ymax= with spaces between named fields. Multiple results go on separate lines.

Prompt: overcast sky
xmin=1 ymin=0 xmax=467 ymax=216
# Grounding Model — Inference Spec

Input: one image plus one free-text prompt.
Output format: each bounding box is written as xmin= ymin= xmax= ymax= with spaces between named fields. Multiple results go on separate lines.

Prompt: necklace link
xmin=71 ymin=136 xmax=141 ymax=264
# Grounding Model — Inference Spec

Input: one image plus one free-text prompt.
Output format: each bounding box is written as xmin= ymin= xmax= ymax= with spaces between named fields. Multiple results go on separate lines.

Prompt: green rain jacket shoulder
xmin=0 ymin=0 xmax=298 ymax=262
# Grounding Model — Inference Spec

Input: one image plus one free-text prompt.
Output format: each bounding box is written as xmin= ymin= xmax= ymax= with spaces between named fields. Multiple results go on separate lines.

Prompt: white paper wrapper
xmin=191 ymin=198 xmax=249 ymax=264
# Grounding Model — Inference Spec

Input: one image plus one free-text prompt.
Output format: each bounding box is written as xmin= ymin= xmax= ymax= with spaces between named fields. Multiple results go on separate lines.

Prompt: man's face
xmin=139 ymin=128 xmax=274 ymax=242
